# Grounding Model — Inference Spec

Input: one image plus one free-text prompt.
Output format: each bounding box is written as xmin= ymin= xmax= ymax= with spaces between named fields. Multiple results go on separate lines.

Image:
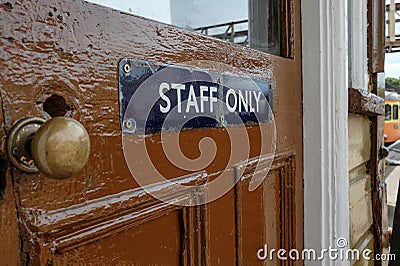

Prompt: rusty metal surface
xmin=0 ymin=0 xmax=303 ymax=264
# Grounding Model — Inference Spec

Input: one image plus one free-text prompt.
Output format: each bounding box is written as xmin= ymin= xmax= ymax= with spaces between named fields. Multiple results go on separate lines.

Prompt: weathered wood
xmin=370 ymin=115 xmax=388 ymax=262
xmin=348 ymin=84 xmax=387 ymax=260
xmin=348 ymin=114 xmax=372 ymax=170
xmin=348 ymin=87 xmax=384 ymax=116
xmin=349 ymin=174 xmax=373 ymax=247
xmin=0 ymin=94 xmax=20 ymax=264
xmin=0 ymin=168 xmax=20 ymax=265
xmin=368 ymin=0 xmax=386 ymax=73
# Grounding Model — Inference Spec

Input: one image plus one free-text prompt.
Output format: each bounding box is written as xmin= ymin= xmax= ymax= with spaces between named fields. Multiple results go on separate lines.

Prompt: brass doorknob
xmin=6 ymin=117 xmax=90 ymax=179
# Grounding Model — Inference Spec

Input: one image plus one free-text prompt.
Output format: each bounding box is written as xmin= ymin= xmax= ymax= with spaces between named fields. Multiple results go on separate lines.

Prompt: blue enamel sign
xmin=118 ymin=59 xmax=273 ymax=134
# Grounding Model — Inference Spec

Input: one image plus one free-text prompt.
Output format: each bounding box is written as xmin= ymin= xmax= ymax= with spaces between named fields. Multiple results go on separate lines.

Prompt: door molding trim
xmin=302 ymin=1 xmax=350 ymax=264
xmin=349 ymin=0 xmax=369 ymax=90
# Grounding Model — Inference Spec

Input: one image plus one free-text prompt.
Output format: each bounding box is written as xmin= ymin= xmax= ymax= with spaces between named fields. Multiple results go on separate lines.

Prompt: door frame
xmin=302 ymin=1 xmax=350 ymax=264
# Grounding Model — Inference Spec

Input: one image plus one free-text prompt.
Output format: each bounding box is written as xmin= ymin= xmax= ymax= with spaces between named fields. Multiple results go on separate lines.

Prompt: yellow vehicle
xmin=385 ymin=91 xmax=400 ymax=143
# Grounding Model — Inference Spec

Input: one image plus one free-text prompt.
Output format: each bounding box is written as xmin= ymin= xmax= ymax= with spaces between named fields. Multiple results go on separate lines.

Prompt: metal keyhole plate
xmin=6 ymin=117 xmax=45 ymax=173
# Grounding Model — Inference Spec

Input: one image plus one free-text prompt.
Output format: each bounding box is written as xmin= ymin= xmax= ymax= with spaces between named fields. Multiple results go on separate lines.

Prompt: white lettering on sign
xmin=159 ymin=83 xmax=262 ymax=114
xmin=226 ymin=89 xmax=237 ymax=112
xmin=186 ymin=85 xmax=199 ymax=113
xmin=159 ymin=82 xmax=170 ymax=113
xmin=172 ymin=83 xmax=185 ymax=113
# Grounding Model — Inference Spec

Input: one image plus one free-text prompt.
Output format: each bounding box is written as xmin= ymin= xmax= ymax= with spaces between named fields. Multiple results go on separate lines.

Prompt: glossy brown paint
xmin=0 ymin=0 xmax=303 ymax=265
xmin=0 ymin=168 xmax=20 ymax=265
xmin=0 ymin=85 xmax=20 ymax=265
xmin=55 ymin=212 xmax=182 ymax=265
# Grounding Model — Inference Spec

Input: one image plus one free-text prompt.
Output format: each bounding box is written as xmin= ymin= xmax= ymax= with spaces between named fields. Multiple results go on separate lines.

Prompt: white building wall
xmin=85 ymin=0 xmax=172 ymax=24
xmin=85 ymin=0 xmax=248 ymax=30
xmin=170 ymin=0 xmax=247 ymax=29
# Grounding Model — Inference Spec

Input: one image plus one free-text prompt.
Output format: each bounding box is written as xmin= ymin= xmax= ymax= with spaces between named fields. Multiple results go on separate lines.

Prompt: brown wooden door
xmin=0 ymin=0 xmax=303 ymax=265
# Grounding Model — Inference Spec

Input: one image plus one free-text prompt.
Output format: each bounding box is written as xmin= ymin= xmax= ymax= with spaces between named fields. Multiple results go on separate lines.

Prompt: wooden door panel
xmin=206 ymin=190 xmax=237 ymax=265
xmin=0 ymin=0 xmax=278 ymax=207
xmin=0 ymin=166 xmax=20 ymax=265
xmin=236 ymin=152 xmax=295 ymax=265
xmin=0 ymin=0 xmax=303 ymax=264
xmin=237 ymin=173 xmax=267 ymax=265
xmin=54 ymin=211 xmax=182 ymax=265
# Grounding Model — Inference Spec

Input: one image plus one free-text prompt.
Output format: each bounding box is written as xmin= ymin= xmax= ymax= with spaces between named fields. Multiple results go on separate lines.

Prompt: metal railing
xmin=193 ymin=20 xmax=249 ymax=46
xmin=386 ymin=140 xmax=400 ymax=165
xmin=386 ymin=0 xmax=400 ymax=53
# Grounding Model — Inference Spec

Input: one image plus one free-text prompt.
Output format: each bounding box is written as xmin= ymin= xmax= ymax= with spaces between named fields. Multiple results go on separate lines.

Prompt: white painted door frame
xmin=302 ymin=0 xmax=351 ymax=265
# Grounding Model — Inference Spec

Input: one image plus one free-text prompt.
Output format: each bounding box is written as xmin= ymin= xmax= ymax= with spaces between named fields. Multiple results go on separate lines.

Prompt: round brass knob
xmin=31 ymin=117 xmax=90 ymax=179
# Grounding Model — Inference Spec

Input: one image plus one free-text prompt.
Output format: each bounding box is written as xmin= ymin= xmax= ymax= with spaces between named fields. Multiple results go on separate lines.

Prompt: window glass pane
xmin=394 ymin=104 xmax=399 ymax=120
xmin=172 ymin=0 xmax=249 ymax=46
xmin=249 ymin=0 xmax=281 ymax=54
xmin=386 ymin=104 xmax=392 ymax=120
xmin=86 ymin=0 xmax=283 ymax=56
